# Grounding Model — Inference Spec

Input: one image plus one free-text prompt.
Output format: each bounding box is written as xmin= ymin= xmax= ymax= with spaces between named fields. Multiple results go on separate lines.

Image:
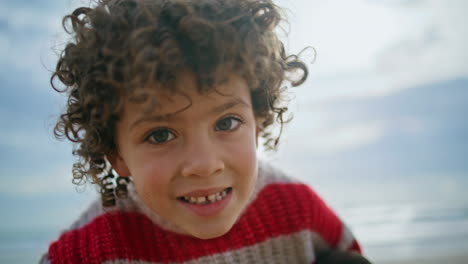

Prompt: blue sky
xmin=0 ymin=0 xmax=467 ymax=259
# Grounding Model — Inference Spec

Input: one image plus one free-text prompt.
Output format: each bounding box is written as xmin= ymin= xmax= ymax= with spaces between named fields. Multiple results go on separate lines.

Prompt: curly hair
xmin=52 ymin=0 xmax=308 ymax=204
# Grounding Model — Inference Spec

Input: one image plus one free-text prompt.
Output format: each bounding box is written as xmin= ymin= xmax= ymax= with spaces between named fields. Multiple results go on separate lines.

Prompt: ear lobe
xmin=107 ymin=151 xmax=131 ymax=177
xmin=254 ymin=117 xmax=265 ymax=149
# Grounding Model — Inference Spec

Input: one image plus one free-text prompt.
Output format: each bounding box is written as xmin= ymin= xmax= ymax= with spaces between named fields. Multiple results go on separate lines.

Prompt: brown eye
xmin=148 ymin=128 xmax=175 ymax=144
xmin=215 ymin=116 xmax=242 ymax=131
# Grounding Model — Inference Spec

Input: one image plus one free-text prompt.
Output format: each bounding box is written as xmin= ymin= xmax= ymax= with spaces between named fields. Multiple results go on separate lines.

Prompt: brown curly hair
xmin=52 ymin=0 xmax=308 ymax=203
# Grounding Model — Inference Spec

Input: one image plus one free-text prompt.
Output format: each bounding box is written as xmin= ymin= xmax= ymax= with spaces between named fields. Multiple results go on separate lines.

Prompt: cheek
xmin=225 ymin=129 xmax=258 ymax=180
xmin=129 ymin=152 xmax=176 ymax=197
xmin=231 ymin=127 xmax=257 ymax=157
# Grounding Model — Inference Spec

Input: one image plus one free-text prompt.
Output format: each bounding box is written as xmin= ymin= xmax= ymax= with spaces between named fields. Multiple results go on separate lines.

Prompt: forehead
xmin=123 ymin=72 xmax=252 ymax=119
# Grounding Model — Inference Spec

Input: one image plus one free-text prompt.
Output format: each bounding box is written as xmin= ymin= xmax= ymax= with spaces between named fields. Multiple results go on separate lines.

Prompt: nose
xmin=180 ymin=135 xmax=225 ymax=178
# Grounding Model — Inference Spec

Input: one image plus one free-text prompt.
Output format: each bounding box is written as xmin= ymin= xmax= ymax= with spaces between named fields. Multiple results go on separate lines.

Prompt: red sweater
xmin=42 ymin=162 xmax=361 ymax=263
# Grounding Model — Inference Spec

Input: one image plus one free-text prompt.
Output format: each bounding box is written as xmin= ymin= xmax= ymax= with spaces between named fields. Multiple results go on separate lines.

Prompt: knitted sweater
xmin=40 ymin=162 xmax=362 ymax=263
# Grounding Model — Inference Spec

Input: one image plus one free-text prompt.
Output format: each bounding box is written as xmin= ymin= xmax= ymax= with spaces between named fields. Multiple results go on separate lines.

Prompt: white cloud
xmin=0 ymin=164 xmax=94 ymax=196
xmin=279 ymin=107 xmax=388 ymax=155
xmin=274 ymin=0 xmax=468 ymax=102
xmin=0 ymin=5 xmax=70 ymax=88
xmin=278 ymin=0 xmax=405 ymax=76
xmin=396 ymin=116 xmax=425 ymax=134
xmin=374 ymin=0 xmax=468 ymax=88
xmin=0 ymin=113 xmax=63 ymax=151
xmin=304 ymin=121 xmax=386 ymax=154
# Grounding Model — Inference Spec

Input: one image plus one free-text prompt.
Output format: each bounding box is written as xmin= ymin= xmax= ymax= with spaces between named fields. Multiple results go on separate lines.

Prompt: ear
xmin=255 ymin=125 xmax=262 ymax=148
xmin=107 ymin=151 xmax=131 ymax=177
xmin=254 ymin=117 xmax=265 ymax=148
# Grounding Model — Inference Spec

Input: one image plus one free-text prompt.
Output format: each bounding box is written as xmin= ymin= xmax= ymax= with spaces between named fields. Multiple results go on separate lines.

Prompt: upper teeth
xmin=183 ymin=189 xmax=229 ymax=205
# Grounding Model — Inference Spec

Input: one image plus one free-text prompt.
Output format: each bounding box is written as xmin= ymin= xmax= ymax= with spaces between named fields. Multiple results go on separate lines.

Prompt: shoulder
xmin=46 ymin=211 xmax=163 ymax=264
xmin=251 ymin=163 xmax=339 ymax=231
xmin=255 ymin=160 xmax=330 ymax=210
xmin=42 ymin=193 xmax=147 ymax=264
xmin=250 ymin=161 xmax=361 ymax=253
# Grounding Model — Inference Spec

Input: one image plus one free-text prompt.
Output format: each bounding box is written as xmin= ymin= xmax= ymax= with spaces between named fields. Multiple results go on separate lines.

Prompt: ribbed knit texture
xmin=43 ymin=163 xmax=362 ymax=263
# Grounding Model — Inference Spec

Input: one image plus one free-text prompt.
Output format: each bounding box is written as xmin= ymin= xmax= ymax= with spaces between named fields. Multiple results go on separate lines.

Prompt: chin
xmin=188 ymin=222 xmax=234 ymax=240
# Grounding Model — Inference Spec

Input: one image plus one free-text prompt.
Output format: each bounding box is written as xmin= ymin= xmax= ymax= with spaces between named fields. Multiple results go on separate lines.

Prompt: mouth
xmin=177 ymin=187 xmax=233 ymax=205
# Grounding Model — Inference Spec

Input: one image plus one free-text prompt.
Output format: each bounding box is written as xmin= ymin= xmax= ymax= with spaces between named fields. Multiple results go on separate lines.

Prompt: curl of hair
xmin=52 ymin=0 xmax=308 ymax=204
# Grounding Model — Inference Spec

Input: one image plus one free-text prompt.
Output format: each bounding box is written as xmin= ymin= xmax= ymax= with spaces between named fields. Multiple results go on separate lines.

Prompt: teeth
xmin=183 ymin=188 xmax=230 ymax=205
xmin=208 ymin=194 xmax=216 ymax=202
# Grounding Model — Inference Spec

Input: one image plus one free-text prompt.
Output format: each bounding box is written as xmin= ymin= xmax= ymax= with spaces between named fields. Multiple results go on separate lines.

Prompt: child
xmin=41 ymin=0 xmax=370 ymax=263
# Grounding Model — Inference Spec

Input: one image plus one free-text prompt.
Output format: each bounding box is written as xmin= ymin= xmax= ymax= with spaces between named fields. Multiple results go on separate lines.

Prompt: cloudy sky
xmin=0 ymin=0 xmax=467 ymax=261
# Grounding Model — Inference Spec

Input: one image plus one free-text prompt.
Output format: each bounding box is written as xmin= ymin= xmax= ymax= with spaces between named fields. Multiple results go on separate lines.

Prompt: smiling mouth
xmin=177 ymin=187 xmax=232 ymax=205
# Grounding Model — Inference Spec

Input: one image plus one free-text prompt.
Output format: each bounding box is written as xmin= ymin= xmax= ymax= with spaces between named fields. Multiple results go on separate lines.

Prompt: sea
xmin=340 ymin=200 xmax=468 ymax=263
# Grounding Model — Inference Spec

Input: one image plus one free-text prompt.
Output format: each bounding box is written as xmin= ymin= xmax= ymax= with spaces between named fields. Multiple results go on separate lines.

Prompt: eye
xmin=215 ymin=116 xmax=243 ymax=131
xmin=146 ymin=128 xmax=176 ymax=144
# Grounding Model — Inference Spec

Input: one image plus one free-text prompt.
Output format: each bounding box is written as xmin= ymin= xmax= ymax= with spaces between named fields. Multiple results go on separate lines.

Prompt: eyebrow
xmin=129 ymin=97 xmax=250 ymax=131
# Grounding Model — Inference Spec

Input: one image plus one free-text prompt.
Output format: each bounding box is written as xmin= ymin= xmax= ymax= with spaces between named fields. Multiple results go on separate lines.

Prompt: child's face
xmin=110 ymin=72 xmax=259 ymax=239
